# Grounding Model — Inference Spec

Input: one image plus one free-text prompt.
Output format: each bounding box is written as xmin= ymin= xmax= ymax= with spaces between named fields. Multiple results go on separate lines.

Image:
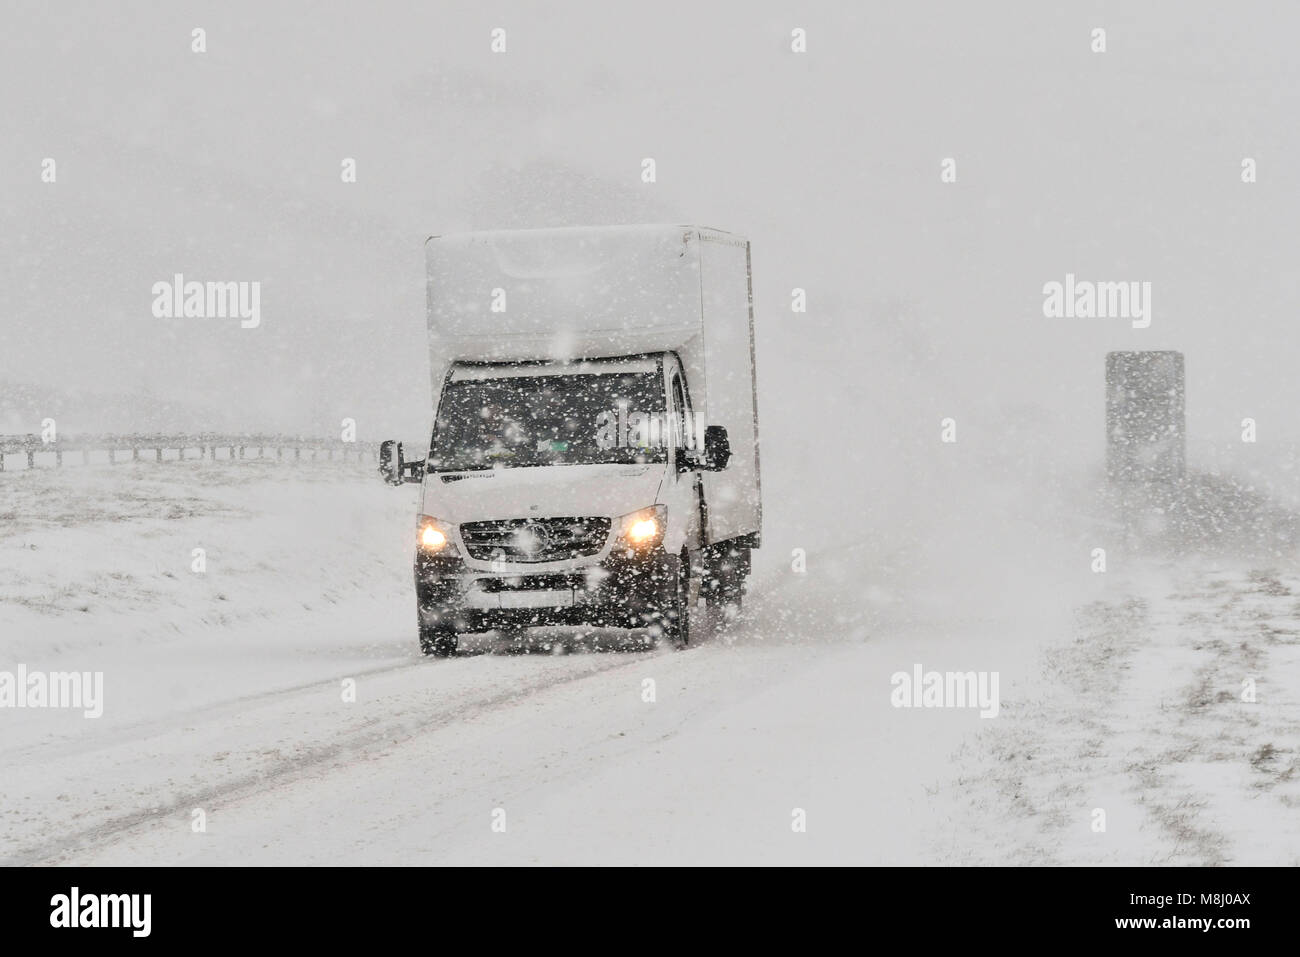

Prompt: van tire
xmin=653 ymin=553 xmax=694 ymax=650
xmin=419 ymin=624 xmax=458 ymax=657
xmin=705 ymin=546 xmax=748 ymax=612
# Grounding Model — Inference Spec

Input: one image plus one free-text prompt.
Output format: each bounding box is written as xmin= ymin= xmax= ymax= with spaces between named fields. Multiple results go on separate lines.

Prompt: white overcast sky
xmin=3 ymin=1 xmax=1299 ymax=458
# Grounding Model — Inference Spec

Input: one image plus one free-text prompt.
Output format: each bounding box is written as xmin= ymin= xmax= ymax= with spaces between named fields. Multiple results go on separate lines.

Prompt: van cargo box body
xmin=425 ymin=225 xmax=761 ymax=544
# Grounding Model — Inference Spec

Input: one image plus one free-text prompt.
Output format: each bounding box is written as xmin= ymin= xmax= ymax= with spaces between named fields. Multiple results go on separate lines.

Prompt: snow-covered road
xmin=1 ymin=463 xmax=1296 ymax=865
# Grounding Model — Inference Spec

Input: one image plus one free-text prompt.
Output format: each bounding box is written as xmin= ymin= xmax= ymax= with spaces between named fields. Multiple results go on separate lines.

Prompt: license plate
xmin=495 ymin=589 xmax=574 ymax=609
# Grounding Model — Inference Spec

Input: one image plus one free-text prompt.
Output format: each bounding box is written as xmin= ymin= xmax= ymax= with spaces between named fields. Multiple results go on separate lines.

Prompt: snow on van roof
xmin=426 ymin=224 xmax=738 ymax=244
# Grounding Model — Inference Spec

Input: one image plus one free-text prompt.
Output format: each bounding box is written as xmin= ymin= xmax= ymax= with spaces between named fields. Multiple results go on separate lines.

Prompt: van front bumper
xmin=415 ymin=546 xmax=673 ymax=632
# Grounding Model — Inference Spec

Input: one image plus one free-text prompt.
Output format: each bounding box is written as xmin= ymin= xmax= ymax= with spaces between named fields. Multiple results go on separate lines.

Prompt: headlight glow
xmin=625 ymin=518 xmax=660 ymax=543
xmin=617 ymin=506 xmax=666 ymax=548
xmin=417 ymin=515 xmax=453 ymax=553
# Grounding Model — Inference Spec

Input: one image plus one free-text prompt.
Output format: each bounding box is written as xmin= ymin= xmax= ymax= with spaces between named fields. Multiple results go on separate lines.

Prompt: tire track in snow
xmin=946 ymin=562 xmax=1300 ymax=864
xmin=1 ymin=647 xmax=663 ymax=866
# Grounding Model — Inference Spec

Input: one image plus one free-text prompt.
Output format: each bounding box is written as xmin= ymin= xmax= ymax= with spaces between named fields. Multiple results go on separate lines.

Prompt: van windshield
xmin=429 ymin=370 xmax=668 ymax=471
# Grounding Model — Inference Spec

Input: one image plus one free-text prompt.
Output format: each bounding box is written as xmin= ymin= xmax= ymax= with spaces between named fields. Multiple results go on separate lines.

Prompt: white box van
xmin=380 ymin=225 xmax=761 ymax=655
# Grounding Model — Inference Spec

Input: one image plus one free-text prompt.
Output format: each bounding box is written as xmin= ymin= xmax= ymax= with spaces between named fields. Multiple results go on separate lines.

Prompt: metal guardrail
xmin=0 ymin=434 xmax=381 ymax=470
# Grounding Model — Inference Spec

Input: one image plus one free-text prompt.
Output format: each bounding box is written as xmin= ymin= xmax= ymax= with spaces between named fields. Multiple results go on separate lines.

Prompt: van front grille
xmin=459 ymin=517 xmax=611 ymax=563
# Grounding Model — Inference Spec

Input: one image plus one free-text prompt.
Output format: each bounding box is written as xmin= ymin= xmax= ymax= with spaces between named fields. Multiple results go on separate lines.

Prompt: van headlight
xmin=417 ymin=515 xmax=457 ymax=554
xmin=616 ymin=505 xmax=666 ymax=548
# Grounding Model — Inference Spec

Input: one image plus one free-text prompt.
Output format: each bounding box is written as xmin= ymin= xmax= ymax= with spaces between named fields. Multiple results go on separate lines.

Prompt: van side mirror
xmin=379 ymin=440 xmax=424 ymax=486
xmin=704 ymin=425 xmax=731 ymax=470
xmin=680 ymin=425 xmax=731 ymax=472
xmin=379 ymin=440 xmax=403 ymax=485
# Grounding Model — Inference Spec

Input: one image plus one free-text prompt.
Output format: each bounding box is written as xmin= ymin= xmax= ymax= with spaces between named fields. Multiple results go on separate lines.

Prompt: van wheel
xmin=419 ymin=624 xmax=458 ymax=657
xmin=655 ymin=553 xmax=694 ymax=650
xmin=705 ymin=548 xmax=747 ymax=612
xmin=707 ymin=564 xmax=743 ymax=611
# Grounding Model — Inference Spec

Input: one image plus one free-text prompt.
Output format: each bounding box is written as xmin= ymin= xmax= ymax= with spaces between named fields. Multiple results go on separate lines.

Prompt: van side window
xmin=671 ymin=374 xmax=687 ymax=450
